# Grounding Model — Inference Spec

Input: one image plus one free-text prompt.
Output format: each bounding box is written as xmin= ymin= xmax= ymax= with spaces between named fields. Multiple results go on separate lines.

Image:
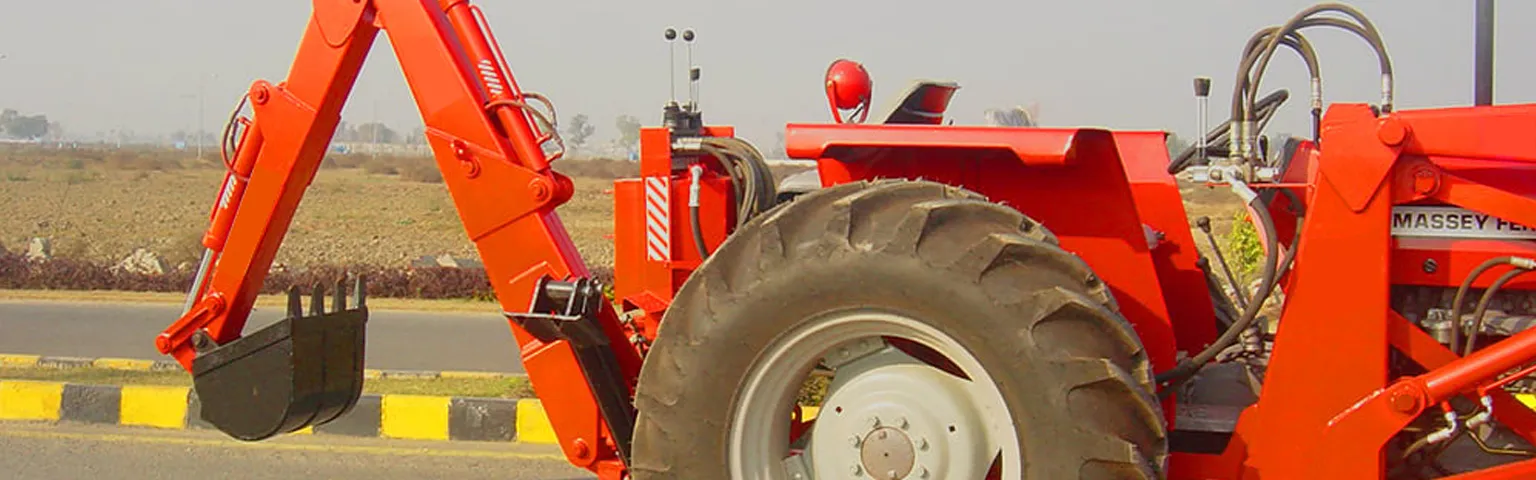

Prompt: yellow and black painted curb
xmin=0 ymin=379 xmax=562 ymax=444
xmin=0 ymin=353 xmax=516 ymax=380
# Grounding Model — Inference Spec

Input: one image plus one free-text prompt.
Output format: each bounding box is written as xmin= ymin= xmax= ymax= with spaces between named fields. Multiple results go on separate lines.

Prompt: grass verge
xmin=0 ymin=367 xmax=533 ymax=399
xmin=0 ymin=289 xmax=498 ymax=314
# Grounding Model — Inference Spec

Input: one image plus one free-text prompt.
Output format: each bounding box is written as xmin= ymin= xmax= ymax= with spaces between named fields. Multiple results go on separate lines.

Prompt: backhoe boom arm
xmin=154 ymin=0 xmax=641 ymax=474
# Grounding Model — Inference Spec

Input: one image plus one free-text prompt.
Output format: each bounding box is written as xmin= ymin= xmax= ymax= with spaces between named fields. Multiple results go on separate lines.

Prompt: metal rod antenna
xmin=664 ymin=27 xmax=678 ymax=104
xmin=683 ymin=29 xmax=697 ymax=107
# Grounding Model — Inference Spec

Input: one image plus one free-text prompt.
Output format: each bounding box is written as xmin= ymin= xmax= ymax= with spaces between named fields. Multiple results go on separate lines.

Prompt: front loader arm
xmin=156 ymin=0 xmax=641 ymax=474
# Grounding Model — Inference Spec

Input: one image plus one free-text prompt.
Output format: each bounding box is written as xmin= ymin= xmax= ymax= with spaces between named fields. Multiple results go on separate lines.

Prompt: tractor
xmin=154 ymin=0 xmax=1536 ymax=478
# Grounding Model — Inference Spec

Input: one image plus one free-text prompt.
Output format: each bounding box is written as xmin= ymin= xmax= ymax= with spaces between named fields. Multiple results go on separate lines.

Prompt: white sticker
xmin=1391 ymin=206 xmax=1536 ymax=240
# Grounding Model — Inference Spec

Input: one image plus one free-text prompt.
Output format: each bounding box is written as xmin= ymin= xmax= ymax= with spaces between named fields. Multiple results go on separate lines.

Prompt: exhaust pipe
xmin=1475 ymin=0 xmax=1495 ymax=106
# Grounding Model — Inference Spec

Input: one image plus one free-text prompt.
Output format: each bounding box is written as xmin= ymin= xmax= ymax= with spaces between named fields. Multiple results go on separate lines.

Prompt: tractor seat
xmin=873 ymin=80 xmax=960 ymax=125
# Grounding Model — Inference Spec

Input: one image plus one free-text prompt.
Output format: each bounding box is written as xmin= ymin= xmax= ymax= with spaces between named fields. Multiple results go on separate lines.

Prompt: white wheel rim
xmin=728 ymin=309 xmax=1020 ymax=479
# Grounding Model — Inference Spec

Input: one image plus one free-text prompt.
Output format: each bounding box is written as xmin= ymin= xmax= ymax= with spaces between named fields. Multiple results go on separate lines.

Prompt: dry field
xmin=0 ymin=145 xmax=1248 ymax=283
xmin=0 ymin=147 xmax=622 ymax=271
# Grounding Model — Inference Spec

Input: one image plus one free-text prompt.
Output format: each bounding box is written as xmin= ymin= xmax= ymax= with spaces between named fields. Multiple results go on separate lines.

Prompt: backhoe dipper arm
xmin=154 ymin=0 xmax=642 ymax=474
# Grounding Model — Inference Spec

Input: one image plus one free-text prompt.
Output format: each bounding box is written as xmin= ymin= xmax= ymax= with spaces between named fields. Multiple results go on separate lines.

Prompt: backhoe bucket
xmin=190 ymin=278 xmax=368 ymax=441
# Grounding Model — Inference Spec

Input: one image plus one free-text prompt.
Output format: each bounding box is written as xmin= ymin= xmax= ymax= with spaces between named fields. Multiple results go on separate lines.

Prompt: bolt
xmin=191 ymin=331 xmax=213 ymax=350
xmin=867 ymin=416 xmax=881 ymax=429
xmin=530 ymin=178 xmax=553 ymax=202
xmin=452 ymin=140 xmax=470 ymax=159
xmin=918 ymin=437 xmax=929 ymax=451
xmin=919 ymin=466 xmax=930 ymax=478
xmin=1390 ymin=390 xmax=1420 ymax=413
xmin=1412 ymin=167 xmax=1439 ymax=195
xmin=1378 ymin=116 xmax=1408 ymax=146
xmin=898 ymin=416 xmax=909 ymax=429
xmin=251 ymin=85 xmax=271 ymax=105
xmin=1423 ymin=258 xmax=1438 ymax=274
xmin=572 ymin=438 xmax=591 ymax=459
xmin=849 ymin=435 xmax=862 ymax=448
xmin=851 ymin=465 xmax=863 ymax=476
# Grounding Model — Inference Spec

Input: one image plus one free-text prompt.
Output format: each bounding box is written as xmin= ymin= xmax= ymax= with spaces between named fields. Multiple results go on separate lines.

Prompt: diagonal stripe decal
xmin=644 ymin=176 xmax=670 ymax=261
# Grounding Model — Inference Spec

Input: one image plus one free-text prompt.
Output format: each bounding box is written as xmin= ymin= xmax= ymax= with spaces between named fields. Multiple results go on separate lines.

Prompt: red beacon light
xmin=824 ymin=58 xmax=872 ymax=124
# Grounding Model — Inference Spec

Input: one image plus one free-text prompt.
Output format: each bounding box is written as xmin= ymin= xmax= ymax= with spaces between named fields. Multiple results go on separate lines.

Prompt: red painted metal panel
xmin=796 ymin=126 xmax=1182 ymax=387
xmin=1114 ymin=131 xmax=1219 ymax=353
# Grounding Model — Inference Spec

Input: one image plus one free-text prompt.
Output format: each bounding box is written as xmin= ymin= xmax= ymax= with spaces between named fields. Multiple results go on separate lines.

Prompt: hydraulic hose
xmin=1230 ymin=3 xmax=1393 ymax=164
xmin=688 ymin=164 xmax=710 ymax=259
xmin=1168 ymin=89 xmax=1289 ymax=174
xmin=1446 ymin=256 xmax=1534 ymax=355
xmin=682 ymin=136 xmax=779 ymax=260
xmin=1242 ymin=27 xmax=1322 ymax=143
xmin=1157 ymin=184 xmax=1288 ymax=393
xmin=1463 ymin=266 xmax=1536 ymax=356
xmin=699 ymin=137 xmax=778 ymax=228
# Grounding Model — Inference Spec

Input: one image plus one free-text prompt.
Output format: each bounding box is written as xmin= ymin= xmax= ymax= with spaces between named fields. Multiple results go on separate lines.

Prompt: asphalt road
xmin=0 ymin=300 xmax=526 ymax=373
xmin=0 ymin=422 xmax=593 ymax=479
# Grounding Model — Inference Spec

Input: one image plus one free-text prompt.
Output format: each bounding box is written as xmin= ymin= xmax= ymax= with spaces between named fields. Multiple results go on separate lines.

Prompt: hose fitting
xmin=1426 ymin=407 xmax=1460 ymax=444
xmin=688 ymin=164 xmax=703 ymax=208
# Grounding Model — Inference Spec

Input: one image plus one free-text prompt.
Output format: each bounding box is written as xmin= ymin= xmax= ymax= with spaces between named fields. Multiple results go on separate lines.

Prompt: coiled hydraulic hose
xmin=687 ymin=136 xmax=779 ymax=258
xmin=1232 ymin=3 xmax=1392 ymax=164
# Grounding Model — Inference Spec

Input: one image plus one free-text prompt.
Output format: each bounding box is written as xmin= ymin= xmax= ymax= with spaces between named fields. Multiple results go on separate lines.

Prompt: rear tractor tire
xmin=630 ymin=179 xmax=1167 ymax=479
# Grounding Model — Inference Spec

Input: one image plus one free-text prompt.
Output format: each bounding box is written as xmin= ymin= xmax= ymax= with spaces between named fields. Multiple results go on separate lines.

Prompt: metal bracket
xmin=504 ymin=276 xmax=636 ymax=467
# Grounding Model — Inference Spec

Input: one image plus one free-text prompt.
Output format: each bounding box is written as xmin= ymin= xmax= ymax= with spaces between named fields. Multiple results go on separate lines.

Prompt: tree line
xmin=0 ymin=109 xmax=52 ymax=140
xmin=326 ymin=113 xmax=645 ymax=150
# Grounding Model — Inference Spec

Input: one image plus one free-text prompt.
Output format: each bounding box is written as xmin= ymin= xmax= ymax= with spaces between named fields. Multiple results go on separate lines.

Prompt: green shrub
xmin=1223 ymin=208 xmax=1264 ymax=284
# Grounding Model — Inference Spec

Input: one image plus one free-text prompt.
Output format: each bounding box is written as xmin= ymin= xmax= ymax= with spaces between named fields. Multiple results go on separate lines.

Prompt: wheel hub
xmin=807 ymin=344 xmax=992 ymax=479
xmin=729 ymin=311 xmax=1018 ymax=479
xmin=860 ymin=427 xmax=915 ymax=479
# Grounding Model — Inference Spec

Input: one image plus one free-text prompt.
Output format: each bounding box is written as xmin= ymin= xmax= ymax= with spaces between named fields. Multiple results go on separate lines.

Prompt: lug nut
xmin=851 ymin=465 xmax=863 ymax=476
xmin=917 ymin=466 xmax=929 ymax=478
xmin=867 ymin=416 xmax=881 ymax=429
xmin=898 ymin=416 xmax=909 ymax=429
xmin=886 ymin=470 xmax=898 ymax=479
xmin=849 ymin=435 xmax=862 ymax=448
xmin=919 ymin=437 xmax=929 ymax=451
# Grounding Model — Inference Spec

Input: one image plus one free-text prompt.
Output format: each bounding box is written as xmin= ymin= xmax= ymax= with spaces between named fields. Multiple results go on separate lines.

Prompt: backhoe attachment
xmin=191 ymin=278 xmax=368 ymax=440
xmin=157 ymin=0 xmax=640 ymax=474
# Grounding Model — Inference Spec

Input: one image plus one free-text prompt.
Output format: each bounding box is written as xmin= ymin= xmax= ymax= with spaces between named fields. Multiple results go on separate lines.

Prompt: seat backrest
xmin=873 ymin=80 xmax=961 ymax=125
xmin=983 ymin=106 xmax=1038 ymax=127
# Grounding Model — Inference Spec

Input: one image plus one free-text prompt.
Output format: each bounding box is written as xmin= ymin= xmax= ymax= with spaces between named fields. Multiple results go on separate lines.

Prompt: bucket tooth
xmin=309 ymin=283 xmax=325 ymax=316
xmin=354 ymin=274 xmax=367 ymax=309
xmin=190 ymin=279 xmax=368 ymax=441
xmin=286 ymin=285 xmax=303 ymax=319
xmin=333 ymin=278 xmax=347 ymax=312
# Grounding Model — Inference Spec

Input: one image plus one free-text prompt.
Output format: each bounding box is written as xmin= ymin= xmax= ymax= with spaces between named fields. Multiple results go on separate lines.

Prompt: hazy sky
xmin=2 ymin=0 xmax=1532 ymax=150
